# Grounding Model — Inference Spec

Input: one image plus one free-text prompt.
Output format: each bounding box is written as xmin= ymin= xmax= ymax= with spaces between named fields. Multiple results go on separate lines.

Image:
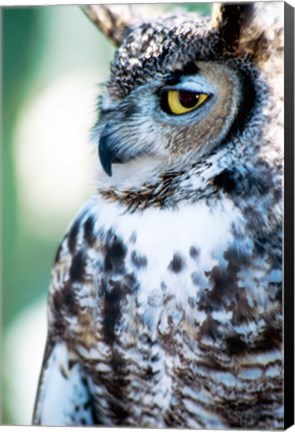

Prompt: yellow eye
xmin=164 ymin=90 xmax=209 ymax=115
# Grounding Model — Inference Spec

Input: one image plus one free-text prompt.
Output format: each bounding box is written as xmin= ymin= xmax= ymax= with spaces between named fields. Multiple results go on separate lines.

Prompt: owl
xmin=33 ymin=2 xmax=284 ymax=429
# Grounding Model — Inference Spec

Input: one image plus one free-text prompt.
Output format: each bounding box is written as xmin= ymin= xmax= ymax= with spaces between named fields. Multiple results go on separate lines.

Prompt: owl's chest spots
xmin=66 ymin=197 xmax=282 ymax=427
xmin=78 ymin=196 xmax=254 ymax=349
xmin=59 ymin=194 xmax=278 ymax=355
xmin=95 ymin=196 xmax=242 ymax=299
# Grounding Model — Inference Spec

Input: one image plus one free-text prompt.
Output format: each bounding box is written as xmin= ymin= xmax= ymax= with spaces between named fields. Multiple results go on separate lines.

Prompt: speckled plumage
xmin=33 ymin=3 xmax=284 ymax=429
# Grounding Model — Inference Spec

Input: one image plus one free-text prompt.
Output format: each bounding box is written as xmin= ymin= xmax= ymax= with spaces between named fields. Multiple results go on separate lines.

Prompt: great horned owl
xmin=33 ymin=3 xmax=284 ymax=429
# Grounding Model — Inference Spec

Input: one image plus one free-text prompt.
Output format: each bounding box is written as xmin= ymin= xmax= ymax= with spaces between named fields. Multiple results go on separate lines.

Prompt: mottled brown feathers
xmin=34 ymin=2 xmax=283 ymax=429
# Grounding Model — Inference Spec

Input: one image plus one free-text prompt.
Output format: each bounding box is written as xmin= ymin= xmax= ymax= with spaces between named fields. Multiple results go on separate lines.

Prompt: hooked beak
xmin=98 ymin=125 xmax=125 ymax=177
xmin=99 ymin=130 xmax=114 ymax=177
xmin=98 ymin=122 xmax=152 ymax=177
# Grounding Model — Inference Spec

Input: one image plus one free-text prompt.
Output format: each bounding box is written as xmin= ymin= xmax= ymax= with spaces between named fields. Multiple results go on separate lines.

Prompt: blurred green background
xmin=2 ymin=3 xmax=210 ymax=425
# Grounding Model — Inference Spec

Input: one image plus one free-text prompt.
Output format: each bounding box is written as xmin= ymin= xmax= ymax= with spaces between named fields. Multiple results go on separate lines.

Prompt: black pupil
xmin=178 ymin=91 xmax=199 ymax=108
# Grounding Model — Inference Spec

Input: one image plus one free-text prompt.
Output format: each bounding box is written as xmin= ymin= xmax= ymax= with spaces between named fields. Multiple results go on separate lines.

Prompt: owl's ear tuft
xmin=211 ymin=3 xmax=254 ymax=52
xmin=81 ymin=5 xmax=138 ymax=47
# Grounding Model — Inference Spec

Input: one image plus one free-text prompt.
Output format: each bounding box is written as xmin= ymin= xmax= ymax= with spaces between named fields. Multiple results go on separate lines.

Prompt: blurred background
xmin=1 ymin=3 xmax=211 ymax=425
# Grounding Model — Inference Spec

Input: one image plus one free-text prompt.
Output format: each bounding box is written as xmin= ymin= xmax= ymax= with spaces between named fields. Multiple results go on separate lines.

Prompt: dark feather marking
xmin=61 ymin=283 xmax=79 ymax=315
xmin=251 ymin=317 xmax=282 ymax=352
xmin=205 ymin=265 xmax=238 ymax=308
xmin=102 ymin=282 xmax=123 ymax=345
xmin=216 ymin=394 xmax=282 ymax=429
xmin=59 ymin=364 xmax=68 ymax=378
xmin=189 ymin=245 xmax=200 ymax=259
xmin=144 ymin=365 xmax=159 ymax=381
xmin=108 ymin=399 xmax=129 ymax=424
xmin=104 ymin=231 xmax=127 ymax=273
xmin=83 ymin=401 xmax=91 ymax=410
xmin=102 ymin=273 xmax=139 ymax=344
xmin=164 ymin=411 xmax=176 ymax=427
xmin=139 ymin=332 xmax=157 ymax=348
xmin=259 ymin=326 xmax=282 ymax=351
xmin=52 ymin=318 xmax=66 ymax=335
xmin=81 ymin=376 xmax=88 ymax=387
xmin=68 ymin=218 xmax=81 ymax=254
xmin=62 ymin=283 xmax=79 ymax=314
xmin=68 ymin=359 xmax=75 ymax=370
xmin=52 ymin=281 xmax=79 ymax=317
xmin=99 ymin=276 xmax=131 ymax=425
xmin=80 ymin=377 xmax=103 ymax=425
xmin=213 ymin=169 xmax=237 ymax=193
xmin=223 ymin=247 xmax=251 ymax=267
xmin=151 ymin=353 xmax=160 ymax=362
xmin=84 ymin=216 xmax=96 ymax=246
xmin=99 ymin=347 xmax=130 ymax=423
xmin=123 ymin=273 xmax=140 ymax=294
xmin=224 ymin=333 xmax=248 ymax=356
xmin=70 ymin=251 xmax=86 ymax=283
xmin=202 ymin=245 xmax=252 ymax=311
xmin=253 ymin=234 xmax=268 ymax=257
xmin=102 ymin=270 xmax=139 ymax=346
xmin=164 ymin=406 xmax=185 ymax=427
xmin=231 ymin=294 xmax=255 ymax=325
xmin=273 ymin=186 xmax=282 ymax=203
xmin=199 ymin=315 xmax=222 ymax=342
xmin=131 ymin=250 xmax=147 ymax=269
xmin=168 ymin=253 xmax=185 ymax=273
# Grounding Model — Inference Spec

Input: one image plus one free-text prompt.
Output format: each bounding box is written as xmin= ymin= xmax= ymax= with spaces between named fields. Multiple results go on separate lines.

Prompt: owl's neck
xmin=95 ymin=150 xmax=226 ymax=211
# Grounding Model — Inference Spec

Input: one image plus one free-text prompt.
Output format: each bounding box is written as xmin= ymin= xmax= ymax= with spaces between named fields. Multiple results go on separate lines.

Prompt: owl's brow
xmin=164 ymin=61 xmax=201 ymax=86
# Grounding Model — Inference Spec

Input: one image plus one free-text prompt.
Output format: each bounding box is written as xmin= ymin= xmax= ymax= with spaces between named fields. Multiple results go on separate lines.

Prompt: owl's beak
xmin=99 ymin=131 xmax=114 ymax=177
xmin=98 ymin=125 xmax=126 ymax=177
xmin=98 ymin=123 xmax=152 ymax=177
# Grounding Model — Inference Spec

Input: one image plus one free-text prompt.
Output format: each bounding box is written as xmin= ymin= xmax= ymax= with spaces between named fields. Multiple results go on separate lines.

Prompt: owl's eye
xmin=161 ymin=90 xmax=209 ymax=115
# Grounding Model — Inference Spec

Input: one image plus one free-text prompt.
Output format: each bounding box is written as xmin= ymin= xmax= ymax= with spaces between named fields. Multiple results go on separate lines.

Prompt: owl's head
xmin=83 ymin=4 xmax=283 ymax=184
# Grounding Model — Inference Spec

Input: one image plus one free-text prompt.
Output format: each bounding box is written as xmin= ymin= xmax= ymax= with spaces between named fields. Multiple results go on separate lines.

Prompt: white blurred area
xmin=5 ymin=70 xmax=100 ymax=424
xmin=5 ymin=70 xmax=100 ymax=423
xmin=4 ymin=296 xmax=47 ymax=425
xmin=3 ymin=5 xmax=113 ymax=424
xmin=14 ymin=71 xmax=98 ymax=239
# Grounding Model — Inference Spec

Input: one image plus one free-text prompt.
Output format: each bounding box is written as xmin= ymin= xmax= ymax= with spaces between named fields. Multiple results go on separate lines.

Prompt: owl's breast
xmin=64 ymin=195 xmax=282 ymax=428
